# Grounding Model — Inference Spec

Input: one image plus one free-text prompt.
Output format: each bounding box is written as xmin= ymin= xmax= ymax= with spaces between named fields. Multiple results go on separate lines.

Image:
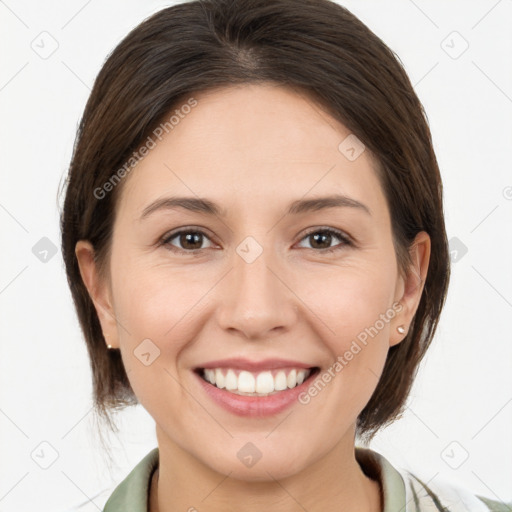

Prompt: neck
xmin=150 ymin=429 xmax=382 ymax=512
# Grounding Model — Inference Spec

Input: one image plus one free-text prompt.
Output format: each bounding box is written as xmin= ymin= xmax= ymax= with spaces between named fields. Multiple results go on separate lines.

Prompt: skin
xmin=76 ymin=83 xmax=430 ymax=512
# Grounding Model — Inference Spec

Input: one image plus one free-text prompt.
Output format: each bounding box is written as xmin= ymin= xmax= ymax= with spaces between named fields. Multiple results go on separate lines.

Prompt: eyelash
xmin=158 ymin=227 xmax=353 ymax=255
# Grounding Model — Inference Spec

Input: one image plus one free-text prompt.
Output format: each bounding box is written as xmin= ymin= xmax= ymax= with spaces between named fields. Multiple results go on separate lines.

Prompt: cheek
xmin=113 ymin=246 xmax=397 ymax=357
xmin=113 ymin=257 xmax=205 ymax=337
xmin=292 ymin=267 xmax=396 ymax=435
xmin=290 ymin=261 xmax=397 ymax=343
xmin=110 ymin=260 xmax=215 ymax=392
xmin=110 ymin=267 xmax=203 ymax=414
xmin=289 ymin=261 xmax=397 ymax=408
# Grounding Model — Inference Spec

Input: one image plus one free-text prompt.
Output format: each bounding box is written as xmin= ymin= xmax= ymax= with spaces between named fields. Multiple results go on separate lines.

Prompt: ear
xmin=389 ymin=231 xmax=431 ymax=347
xmin=75 ymin=240 xmax=119 ymax=349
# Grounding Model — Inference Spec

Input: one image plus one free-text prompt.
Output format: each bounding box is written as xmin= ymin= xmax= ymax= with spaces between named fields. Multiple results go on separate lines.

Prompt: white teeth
xmin=255 ymin=371 xmax=274 ymax=393
xmin=274 ymin=371 xmax=288 ymax=391
xmin=201 ymin=367 xmax=312 ymax=395
xmin=238 ymin=371 xmax=255 ymax=393
xmin=287 ymin=369 xmax=297 ymax=388
xmin=225 ymin=369 xmax=238 ymax=390
xmin=204 ymin=369 xmax=215 ymax=384
xmin=215 ymin=368 xmax=225 ymax=389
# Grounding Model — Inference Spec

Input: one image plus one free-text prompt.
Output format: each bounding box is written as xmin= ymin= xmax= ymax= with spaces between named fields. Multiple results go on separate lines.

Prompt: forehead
xmin=117 ymin=83 xmax=387 ymax=220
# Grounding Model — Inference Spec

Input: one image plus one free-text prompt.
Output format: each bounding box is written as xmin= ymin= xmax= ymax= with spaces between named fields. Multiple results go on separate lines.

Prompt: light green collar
xmin=102 ymin=446 xmax=407 ymax=512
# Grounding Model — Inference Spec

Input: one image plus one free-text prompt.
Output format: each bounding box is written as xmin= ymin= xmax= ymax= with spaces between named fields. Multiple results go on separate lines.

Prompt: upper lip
xmin=196 ymin=358 xmax=316 ymax=372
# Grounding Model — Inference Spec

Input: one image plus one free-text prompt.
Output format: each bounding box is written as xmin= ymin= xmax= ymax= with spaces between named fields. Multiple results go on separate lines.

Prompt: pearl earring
xmin=104 ymin=333 xmax=113 ymax=350
xmin=397 ymin=325 xmax=406 ymax=334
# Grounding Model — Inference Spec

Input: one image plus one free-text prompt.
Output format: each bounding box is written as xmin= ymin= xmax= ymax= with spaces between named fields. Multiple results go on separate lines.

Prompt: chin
xmin=199 ymin=443 xmax=311 ymax=483
xmin=214 ymin=459 xmax=303 ymax=483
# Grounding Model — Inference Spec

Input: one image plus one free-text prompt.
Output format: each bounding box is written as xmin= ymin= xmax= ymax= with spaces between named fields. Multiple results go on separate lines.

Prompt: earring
xmin=397 ymin=325 xmax=406 ymax=334
xmin=104 ymin=333 xmax=113 ymax=350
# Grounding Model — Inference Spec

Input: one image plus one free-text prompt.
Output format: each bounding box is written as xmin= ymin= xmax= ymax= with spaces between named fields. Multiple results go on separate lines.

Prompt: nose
xmin=216 ymin=243 xmax=298 ymax=340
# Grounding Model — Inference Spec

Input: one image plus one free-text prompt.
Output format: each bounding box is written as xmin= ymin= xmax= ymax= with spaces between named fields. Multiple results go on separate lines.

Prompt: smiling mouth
xmin=194 ymin=366 xmax=320 ymax=396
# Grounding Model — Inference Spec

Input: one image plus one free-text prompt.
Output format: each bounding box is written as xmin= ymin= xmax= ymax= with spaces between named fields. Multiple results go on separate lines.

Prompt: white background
xmin=1 ymin=0 xmax=511 ymax=510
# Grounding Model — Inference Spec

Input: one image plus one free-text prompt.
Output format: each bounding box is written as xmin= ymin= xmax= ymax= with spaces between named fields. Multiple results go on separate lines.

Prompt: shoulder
xmin=476 ymin=495 xmax=512 ymax=512
xmin=355 ymin=446 xmax=511 ymax=512
xmin=102 ymin=447 xmax=159 ymax=512
xmin=400 ymin=468 xmax=512 ymax=512
xmin=59 ymin=448 xmax=159 ymax=512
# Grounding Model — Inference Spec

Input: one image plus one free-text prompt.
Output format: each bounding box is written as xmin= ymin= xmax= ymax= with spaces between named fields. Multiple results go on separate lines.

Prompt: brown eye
xmin=309 ymin=231 xmax=333 ymax=249
xmin=179 ymin=232 xmax=203 ymax=250
xmin=161 ymin=229 xmax=214 ymax=253
xmin=297 ymin=228 xmax=352 ymax=253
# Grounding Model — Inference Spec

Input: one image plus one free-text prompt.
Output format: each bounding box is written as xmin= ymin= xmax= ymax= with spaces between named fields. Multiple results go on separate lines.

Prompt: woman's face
xmin=77 ymin=83 xmax=429 ymax=481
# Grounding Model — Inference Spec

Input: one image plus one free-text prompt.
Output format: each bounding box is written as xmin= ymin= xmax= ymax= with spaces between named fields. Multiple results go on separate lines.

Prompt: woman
xmin=59 ymin=0 xmax=507 ymax=510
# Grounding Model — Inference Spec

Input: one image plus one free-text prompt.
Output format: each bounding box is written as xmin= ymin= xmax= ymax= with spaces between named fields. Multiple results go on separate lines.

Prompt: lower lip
xmin=193 ymin=369 xmax=319 ymax=418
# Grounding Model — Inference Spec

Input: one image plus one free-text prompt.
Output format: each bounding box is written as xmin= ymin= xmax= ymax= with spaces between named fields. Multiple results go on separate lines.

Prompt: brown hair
xmin=59 ymin=0 xmax=450 ymax=444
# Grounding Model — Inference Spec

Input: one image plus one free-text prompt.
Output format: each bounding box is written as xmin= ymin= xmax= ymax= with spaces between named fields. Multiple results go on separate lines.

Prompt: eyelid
xmin=159 ymin=226 xmax=354 ymax=254
xmin=159 ymin=226 xmax=218 ymax=253
xmin=295 ymin=226 xmax=353 ymax=251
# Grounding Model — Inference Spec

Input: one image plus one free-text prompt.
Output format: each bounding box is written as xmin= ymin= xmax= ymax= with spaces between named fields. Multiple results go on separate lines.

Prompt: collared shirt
xmin=65 ymin=446 xmax=510 ymax=511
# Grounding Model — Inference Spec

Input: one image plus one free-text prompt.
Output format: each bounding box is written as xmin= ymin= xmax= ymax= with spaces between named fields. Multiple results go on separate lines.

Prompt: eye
xmin=160 ymin=228 xmax=215 ymax=254
xmin=159 ymin=226 xmax=353 ymax=255
xmin=296 ymin=227 xmax=352 ymax=253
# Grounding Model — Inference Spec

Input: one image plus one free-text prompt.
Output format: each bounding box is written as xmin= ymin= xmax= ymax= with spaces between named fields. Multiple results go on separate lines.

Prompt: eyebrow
xmin=139 ymin=193 xmax=371 ymax=220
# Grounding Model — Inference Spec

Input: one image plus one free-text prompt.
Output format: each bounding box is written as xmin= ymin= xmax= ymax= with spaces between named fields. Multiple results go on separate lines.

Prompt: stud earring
xmin=397 ymin=325 xmax=406 ymax=334
xmin=104 ymin=333 xmax=113 ymax=350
